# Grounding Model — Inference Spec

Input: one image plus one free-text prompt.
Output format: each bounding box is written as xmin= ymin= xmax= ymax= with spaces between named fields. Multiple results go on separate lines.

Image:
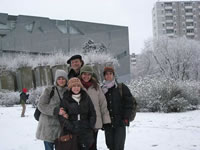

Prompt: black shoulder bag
xmin=34 ymin=86 xmax=55 ymax=121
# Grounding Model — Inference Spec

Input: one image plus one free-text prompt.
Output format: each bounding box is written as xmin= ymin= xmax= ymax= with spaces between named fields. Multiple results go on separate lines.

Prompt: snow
xmin=0 ymin=105 xmax=200 ymax=150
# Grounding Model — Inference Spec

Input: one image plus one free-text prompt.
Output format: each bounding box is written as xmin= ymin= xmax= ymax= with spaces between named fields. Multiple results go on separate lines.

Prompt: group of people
xmin=35 ymin=54 xmax=136 ymax=150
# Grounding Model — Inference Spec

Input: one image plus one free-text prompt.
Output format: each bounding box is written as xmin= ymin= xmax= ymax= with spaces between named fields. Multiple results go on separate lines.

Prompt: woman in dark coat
xmin=58 ymin=77 xmax=96 ymax=150
xmin=101 ymin=67 xmax=134 ymax=150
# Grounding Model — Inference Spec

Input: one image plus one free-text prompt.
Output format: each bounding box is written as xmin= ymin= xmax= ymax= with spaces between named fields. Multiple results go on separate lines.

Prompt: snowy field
xmin=0 ymin=105 xmax=200 ymax=150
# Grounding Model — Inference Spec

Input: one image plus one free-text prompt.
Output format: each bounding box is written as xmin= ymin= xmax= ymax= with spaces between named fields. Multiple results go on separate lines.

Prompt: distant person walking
xmin=67 ymin=55 xmax=84 ymax=79
xmin=20 ymin=88 xmax=29 ymax=117
xmin=36 ymin=69 xmax=68 ymax=150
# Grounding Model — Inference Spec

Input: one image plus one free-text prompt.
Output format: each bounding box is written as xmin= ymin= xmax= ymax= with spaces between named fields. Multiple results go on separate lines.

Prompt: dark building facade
xmin=0 ymin=13 xmax=130 ymax=81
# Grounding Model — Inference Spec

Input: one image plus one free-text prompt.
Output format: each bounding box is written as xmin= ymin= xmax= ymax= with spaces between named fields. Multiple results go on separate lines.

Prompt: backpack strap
xmin=118 ymin=83 xmax=123 ymax=97
xmin=49 ymin=86 xmax=55 ymax=99
xmin=55 ymin=86 xmax=62 ymax=101
xmin=49 ymin=86 xmax=62 ymax=101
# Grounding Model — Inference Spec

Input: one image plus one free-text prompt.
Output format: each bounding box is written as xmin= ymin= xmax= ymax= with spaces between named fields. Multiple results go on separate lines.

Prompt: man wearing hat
xmin=67 ymin=55 xmax=84 ymax=79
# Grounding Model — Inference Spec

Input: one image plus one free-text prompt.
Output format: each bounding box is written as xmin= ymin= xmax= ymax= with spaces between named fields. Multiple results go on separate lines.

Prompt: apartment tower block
xmin=152 ymin=1 xmax=200 ymax=40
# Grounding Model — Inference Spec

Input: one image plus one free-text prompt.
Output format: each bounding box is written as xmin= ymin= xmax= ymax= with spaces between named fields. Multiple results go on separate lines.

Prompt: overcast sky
xmin=0 ymin=0 xmax=181 ymax=54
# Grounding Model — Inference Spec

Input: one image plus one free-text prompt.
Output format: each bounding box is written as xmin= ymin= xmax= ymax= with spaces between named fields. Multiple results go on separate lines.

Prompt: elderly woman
xmin=36 ymin=69 xmax=68 ymax=150
xmin=79 ymin=65 xmax=111 ymax=150
xmin=58 ymin=77 xmax=96 ymax=150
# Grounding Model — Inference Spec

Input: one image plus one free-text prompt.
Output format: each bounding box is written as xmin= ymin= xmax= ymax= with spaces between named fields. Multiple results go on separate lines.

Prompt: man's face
xmin=104 ymin=72 xmax=114 ymax=81
xmin=71 ymin=59 xmax=82 ymax=71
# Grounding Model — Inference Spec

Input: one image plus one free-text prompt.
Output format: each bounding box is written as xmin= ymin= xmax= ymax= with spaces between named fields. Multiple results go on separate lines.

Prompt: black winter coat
xmin=59 ymin=89 xmax=96 ymax=147
xmin=104 ymin=83 xmax=133 ymax=127
xmin=68 ymin=69 xmax=80 ymax=80
xmin=20 ymin=92 xmax=29 ymax=104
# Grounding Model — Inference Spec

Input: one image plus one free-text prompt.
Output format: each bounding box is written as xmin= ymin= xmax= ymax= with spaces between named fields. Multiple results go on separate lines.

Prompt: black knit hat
xmin=67 ymin=55 xmax=84 ymax=64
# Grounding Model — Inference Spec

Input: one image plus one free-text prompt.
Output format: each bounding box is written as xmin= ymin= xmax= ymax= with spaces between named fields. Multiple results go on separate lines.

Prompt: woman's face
xmin=56 ymin=77 xmax=67 ymax=87
xmin=81 ymin=72 xmax=92 ymax=82
xmin=71 ymin=85 xmax=81 ymax=94
xmin=104 ymin=72 xmax=114 ymax=81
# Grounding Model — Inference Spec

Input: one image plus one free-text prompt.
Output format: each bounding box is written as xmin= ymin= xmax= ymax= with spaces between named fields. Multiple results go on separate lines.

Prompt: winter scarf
xmin=81 ymin=80 xmax=93 ymax=90
xmin=72 ymin=94 xmax=81 ymax=103
xmin=102 ymin=79 xmax=117 ymax=94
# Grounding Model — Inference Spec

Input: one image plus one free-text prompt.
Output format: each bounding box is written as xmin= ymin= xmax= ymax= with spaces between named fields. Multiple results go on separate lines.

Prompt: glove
xmin=102 ymin=123 xmax=111 ymax=131
xmin=123 ymin=119 xmax=129 ymax=126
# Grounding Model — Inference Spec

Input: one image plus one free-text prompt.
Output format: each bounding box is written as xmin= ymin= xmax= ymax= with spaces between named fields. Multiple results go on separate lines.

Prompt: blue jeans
xmin=44 ymin=141 xmax=55 ymax=150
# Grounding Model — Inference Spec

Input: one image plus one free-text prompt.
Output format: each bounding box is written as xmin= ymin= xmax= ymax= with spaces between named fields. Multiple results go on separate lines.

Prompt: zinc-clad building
xmin=0 ymin=13 xmax=131 ymax=81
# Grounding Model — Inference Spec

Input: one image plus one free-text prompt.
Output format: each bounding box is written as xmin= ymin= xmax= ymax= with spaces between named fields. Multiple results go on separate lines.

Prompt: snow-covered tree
xmin=134 ymin=36 xmax=200 ymax=80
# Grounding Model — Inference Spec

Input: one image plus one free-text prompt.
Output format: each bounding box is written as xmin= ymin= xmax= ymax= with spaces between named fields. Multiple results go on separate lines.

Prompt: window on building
xmin=186 ymin=22 xmax=194 ymax=26
xmin=165 ymin=10 xmax=173 ymax=13
xmin=184 ymin=2 xmax=192 ymax=6
xmin=185 ymin=9 xmax=193 ymax=13
xmin=186 ymin=29 xmax=194 ymax=33
xmin=166 ymin=22 xmax=173 ymax=26
xmin=187 ymin=35 xmax=194 ymax=39
xmin=166 ymin=29 xmax=174 ymax=33
xmin=185 ymin=16 xmax=193 ymax=19
xmin=164 ymin=2 xmax=172 ymax=6
xmin=165 ymin=16 xmax=173 ymax=20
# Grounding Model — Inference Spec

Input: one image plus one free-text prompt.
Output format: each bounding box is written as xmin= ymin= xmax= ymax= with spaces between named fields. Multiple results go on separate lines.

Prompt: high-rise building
xmin=152 ymin=1 xmax=200 ymax=40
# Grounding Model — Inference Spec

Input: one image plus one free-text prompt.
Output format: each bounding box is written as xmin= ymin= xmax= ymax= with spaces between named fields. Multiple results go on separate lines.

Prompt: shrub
xmin=129 ymin=76 xmax=200 ymax=112
xmin=162 ymin=96 xmax=190 ymax=113
xmin=0 ymin=90 xmax=20 ymax=106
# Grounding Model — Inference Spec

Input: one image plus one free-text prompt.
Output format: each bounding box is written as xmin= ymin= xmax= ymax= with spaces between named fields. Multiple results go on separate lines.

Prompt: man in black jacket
xmin=101 ymin=67 xmax=136 ymax=150
xmin=67 ymin=55 xmax=84 ymax=79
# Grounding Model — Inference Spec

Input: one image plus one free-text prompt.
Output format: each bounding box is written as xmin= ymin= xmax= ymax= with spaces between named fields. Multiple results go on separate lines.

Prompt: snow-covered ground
xmin=0 ymin=105 xmax=200 ymax=150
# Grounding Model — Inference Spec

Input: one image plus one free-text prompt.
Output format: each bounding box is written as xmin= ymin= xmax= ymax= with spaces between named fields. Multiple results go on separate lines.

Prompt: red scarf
xmin=81 ymin=80 xmax=93 ymax=90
